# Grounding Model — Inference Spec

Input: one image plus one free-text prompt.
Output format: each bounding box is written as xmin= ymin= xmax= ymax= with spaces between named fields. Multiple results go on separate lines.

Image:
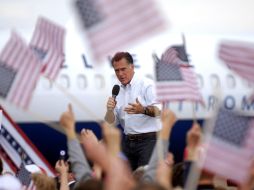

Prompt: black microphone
xmin=112 ymin=84 xmax=120 ymax=99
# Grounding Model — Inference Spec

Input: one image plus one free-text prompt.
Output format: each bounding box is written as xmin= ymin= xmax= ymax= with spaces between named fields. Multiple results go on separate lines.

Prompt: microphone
xmin=112 ymin=84 xmax=120 ymax=99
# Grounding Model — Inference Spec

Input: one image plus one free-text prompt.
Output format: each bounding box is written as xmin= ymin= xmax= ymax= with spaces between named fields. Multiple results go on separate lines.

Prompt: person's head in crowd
xmin=32 ymin=173 xmax=57 ymax=190
xmin=132 ymin=182 xmax=167 ymax=190
xmin=74 ymin=178 xmax=103 ymax=190
xmin=66 ymin=160 xmax=75 ymax=181
xmin=0 ymin=175 xmax=22 ymax=190
xmin=0 ymin=158 xmax=3 ymax=175
xmin=111 ymin=52 xmax=134 ymax=86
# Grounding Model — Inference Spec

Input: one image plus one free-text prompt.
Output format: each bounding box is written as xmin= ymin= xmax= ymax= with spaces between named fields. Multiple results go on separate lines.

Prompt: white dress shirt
xmin=114 ymin=73 xmax=162 ymax=134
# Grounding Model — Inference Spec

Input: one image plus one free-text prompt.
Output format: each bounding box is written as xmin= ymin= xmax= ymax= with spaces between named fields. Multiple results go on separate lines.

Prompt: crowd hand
xmin=81 ymin=124 xmax=135 ymax=190
xmin=55 ymin=160 xmax=70 ymax=190
xmin=81 ymin=129 xmax=102 ymax=179
xmin=60 ymin=104 xmax=76 ymax=139
xmin=160 ymin=109 xmax=177 ymax=140
xmin=55 ymin=160 xmax=69 ymax=176
xmin=81 ymin=130 xmax=109 ymax=170
xmin=107 ymin=97 xmax=116 ymax=111
xmin=156 ymin=160 xmax=172 ymax=190
xmin=80 ymin=129 xmax=99 ymax=146
xmin=124 ymin=98 xmax=144 ymax=114
xmin=105 ymin=157 xmax=136 ymax=190
xmin=92 ymin=163 xmax=102 ymax=180
xmin=186 ymin=122 xmax=202 ymax=161
xmin=101 ymin=122 xmax=121 ymax=156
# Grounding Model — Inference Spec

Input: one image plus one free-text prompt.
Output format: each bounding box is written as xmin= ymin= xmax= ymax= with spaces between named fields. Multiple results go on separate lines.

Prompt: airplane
xmin=1 ymin=0 xmax=254 ymax=170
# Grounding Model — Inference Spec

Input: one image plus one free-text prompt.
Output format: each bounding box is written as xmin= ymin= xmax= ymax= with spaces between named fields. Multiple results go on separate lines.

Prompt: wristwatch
xmin=143 ymin=107 xmax=147 ymax=115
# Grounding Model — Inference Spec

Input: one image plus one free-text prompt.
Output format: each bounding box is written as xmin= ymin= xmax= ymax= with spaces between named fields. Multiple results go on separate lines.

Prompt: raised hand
xmin=101 ymin=122 xmax=121 ymax=156
xmin=59 ymin=104 xmax=76 ymax=139
xmin=160 ymin=109 xmax=177 ymax=140
xmin=187 ymin=123 xmax=202 ymax=150
xmin=55 ymin=160 xmax=69 ymax=175
xmin=80 ymin=129 xmax=99 ymax=146
xmin=185 ymin=122 xmax=202 ymax=161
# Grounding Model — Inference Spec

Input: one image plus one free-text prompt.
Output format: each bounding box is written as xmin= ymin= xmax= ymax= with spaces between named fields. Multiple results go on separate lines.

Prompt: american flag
xmin=30 ymin=17 xmax=66 ymax=80
xmin=0 ymin=105 xmax=55 ymax=177
xmin=202 ymin=108 xmax=254 ymax=184
xmin=16 ymin=163 xmax=35 ymax=189
xmin=0 ymin=32 xmax=42 ymax=109
xmin=218 ymin=40 xmax=254 ymax=83
xmin=161 ymin=45 xmax=189 ymax=65
xmin=75 ymin=0 xmax=166 ymax=61
xmin=156 ymin=43 xmax=202 ymax=103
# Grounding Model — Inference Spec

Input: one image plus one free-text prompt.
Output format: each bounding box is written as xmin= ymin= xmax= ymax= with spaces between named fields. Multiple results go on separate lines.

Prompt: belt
xmin=126 ymin=132 xmax=156 ymax=141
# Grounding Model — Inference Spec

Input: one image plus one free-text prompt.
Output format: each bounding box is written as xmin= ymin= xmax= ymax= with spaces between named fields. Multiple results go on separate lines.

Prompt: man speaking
xmin=104 ymin=52 xmax=161 ymax=170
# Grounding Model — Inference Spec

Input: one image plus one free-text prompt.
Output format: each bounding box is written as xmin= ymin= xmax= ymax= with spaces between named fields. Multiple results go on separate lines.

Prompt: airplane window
xmin=77 ymin=74 xmax=87 ymax=89
xmin=196 ymin=74 xmax=203 ymax=88
xmin=210 ymin=74 xmax=220 ymax=88
xmin=94 ymin=74 xmax=105 ymax=89
xmin=58 ymin=74 xmax=70 ymax=88
xmin=226 ymin=74 xmax=236 ymax=89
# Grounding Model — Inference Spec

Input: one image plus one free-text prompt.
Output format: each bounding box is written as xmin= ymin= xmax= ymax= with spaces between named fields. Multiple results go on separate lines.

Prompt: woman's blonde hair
xmin=32 ymin=173 xmax=57 ymax=190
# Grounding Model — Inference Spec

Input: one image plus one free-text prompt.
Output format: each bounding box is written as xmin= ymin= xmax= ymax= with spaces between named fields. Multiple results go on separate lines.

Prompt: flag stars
xmin=27 ymin=160 xmax=32 ymax=164
xmin=6 ymin=134 xmax=11 ymax=140
xmin=17 ymin=148 xmax=22 ymax=153
xmin=11 ymin=141 xmax=17 ymax=146
xmin=213 ymin=108 xmax=250 ymax=146
xmin=1 ymin=128 xmax=4 ymax=133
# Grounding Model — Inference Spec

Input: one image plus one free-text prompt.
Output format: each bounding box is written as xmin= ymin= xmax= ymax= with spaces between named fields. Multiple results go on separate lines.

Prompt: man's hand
xmin=60 ymin=104 xmax=75 ymax=130
xmin=80 ymin=129 xmax=99 ymax=146
xmin=59 ymin=104 xmax=76 ymax=140
xmin=185 ymin=122 xmax=202 ymax=161
xmin=124 ymin=98 xmax=145 ymax=114
xmin=105 ymin=97 xmax=117 ymax=124
xmin=187 ymin=123 xmax=202 ymax=149
xmin=106 ymin=97 xmax=116 ymax=111
xmin=55 ymin=160 xmax=69 ymax=175
xmin=160 ymin=109 xmax=177 ymax=140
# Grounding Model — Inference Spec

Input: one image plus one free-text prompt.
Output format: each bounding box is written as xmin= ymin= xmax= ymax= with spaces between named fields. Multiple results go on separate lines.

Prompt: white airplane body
xmin=1 ymin=0 xmax=254 ymax=168
xmin=0 ymin=30 xmax=254 ymax=122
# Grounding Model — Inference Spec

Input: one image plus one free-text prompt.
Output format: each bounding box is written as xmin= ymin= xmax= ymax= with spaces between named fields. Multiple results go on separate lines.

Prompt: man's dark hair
xmin=111 ymin=52 xmax=133 ymax=65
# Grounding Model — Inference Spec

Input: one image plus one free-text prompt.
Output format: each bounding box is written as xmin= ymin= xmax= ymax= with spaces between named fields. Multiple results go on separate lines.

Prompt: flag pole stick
xmin=192 ymin=102 xmax=198 ymax=124
xmin=156 ymin=102 xmax=166 ymax=161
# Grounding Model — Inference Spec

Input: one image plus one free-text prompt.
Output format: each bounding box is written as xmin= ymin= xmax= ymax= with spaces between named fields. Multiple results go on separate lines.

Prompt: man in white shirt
xmin=105 ymin=52 xmax=162 ymax=170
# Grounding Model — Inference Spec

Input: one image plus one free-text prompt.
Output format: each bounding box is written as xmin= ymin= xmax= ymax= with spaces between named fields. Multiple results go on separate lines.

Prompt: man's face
xmin=112 ymin=58 xmax=134 ymax=85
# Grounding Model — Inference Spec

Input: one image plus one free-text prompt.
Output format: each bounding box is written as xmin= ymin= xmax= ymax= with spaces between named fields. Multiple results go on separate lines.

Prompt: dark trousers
xmin=122 ymin=132 xmax=157 ymax=171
